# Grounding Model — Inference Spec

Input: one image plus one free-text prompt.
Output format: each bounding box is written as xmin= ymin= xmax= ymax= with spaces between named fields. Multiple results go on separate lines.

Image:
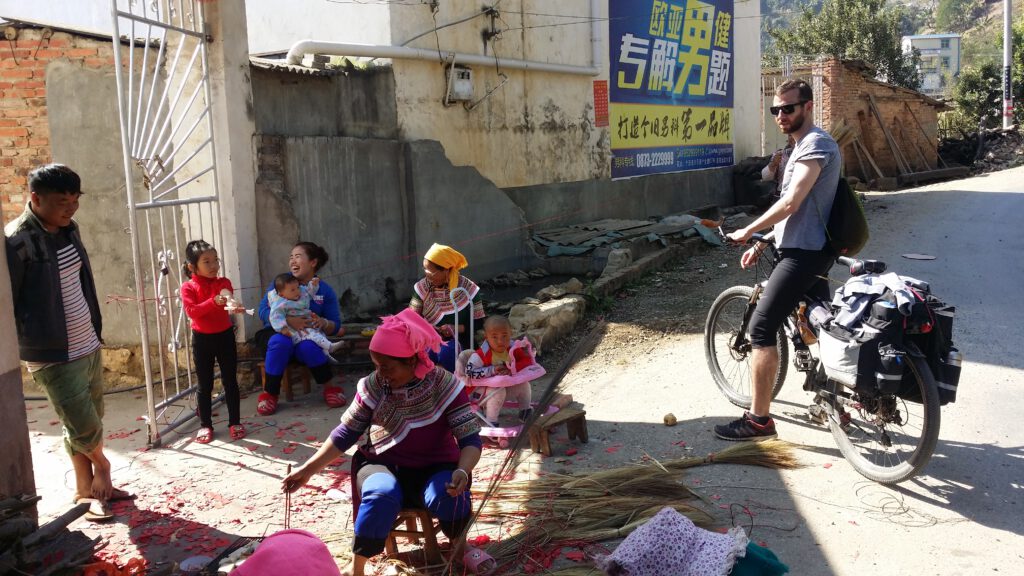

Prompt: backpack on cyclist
xmin=812 ymin=177 xmax=870 ymax=257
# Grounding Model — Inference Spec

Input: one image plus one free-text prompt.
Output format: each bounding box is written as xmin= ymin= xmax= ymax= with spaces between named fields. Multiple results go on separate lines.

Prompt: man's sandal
xmin=229 ymin=424 xmax=246 ymax=440
xmin=195 ymin=427 xmax=213 ymax=444
xmin=75 ymin=497 xmax=114 ymax=522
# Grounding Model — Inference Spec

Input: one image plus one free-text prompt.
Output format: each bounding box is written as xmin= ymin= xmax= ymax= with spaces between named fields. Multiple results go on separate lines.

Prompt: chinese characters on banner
xmin=609 ymin=0 xmax=734 ymax=178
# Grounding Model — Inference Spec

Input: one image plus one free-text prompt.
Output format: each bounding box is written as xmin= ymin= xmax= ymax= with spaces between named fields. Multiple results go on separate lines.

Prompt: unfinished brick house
xmin=763 ymin=59 xmax=964 ymax=186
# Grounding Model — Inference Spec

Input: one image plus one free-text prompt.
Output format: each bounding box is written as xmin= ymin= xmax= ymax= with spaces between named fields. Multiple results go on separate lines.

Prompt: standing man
xmin=5 ymin=164 xmax=123 ymax=521
xmin=715 ymin=79 xmax=842 ymax=441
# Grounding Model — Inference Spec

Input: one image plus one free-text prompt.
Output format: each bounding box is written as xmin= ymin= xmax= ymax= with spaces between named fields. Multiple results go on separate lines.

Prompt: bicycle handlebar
xmin=837 ymin=255 xmax=887 ymax=276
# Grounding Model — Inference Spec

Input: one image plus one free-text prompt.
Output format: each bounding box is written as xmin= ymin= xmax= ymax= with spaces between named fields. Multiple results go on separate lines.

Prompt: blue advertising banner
xmin=609 ymin=0 xmax=735 ymax=178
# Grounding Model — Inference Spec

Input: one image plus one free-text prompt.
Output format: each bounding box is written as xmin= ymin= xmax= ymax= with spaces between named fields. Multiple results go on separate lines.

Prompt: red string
xmin=103 ymin=206 xmax=588 ymax=306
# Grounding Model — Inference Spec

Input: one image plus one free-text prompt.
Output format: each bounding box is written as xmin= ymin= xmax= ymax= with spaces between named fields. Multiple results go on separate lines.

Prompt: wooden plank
xmin=867 ymin=93 xmax=910 ymax=175
xmin=896 ymin=166 xmax=971 ymax=186
xmin=904 ymin=102 xmax=948 ymax=168
xmin=899 ymin=122 xmax=933 ymax=171
xmin=850 ymin=138 xmax=870 ymax=182
xmin=854 ymin=137 xmax=885 ymax=179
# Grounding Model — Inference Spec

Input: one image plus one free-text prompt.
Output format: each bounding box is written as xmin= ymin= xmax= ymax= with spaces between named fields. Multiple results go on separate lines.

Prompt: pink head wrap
xmin=369 ymin=308 xmax=443 ymax=379
xmin=230 ymin=529 xmax=341 ymax=576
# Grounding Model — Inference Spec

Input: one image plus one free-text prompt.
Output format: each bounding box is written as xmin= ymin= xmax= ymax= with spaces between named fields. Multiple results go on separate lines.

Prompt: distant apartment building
xmin=902 ymin=33 xmax=961 ymax=97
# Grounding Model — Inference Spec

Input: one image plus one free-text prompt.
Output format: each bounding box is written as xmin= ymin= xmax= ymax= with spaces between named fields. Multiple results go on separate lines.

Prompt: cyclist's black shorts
xmin=749 ymin=248 xmax=834 ymax=348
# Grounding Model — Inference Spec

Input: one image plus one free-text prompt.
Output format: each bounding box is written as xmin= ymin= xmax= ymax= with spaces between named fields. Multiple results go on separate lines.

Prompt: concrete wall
xmin=251 ymin=66 xmax=399 ymax=139
xmin=0 ymin=204 xmax=36 ymax=503
xmin=388 ymin=0 xmax=605 ymax=188
xmin=505 ymin=166 xmax=733 ymax=226
xmin=254 ymin=135 xmax=538 ymax=318
xmin=733 ymin=0 xmax=762 ymax=160
xmin=0 ymin=28 xmax=116 ymax=224
xmin=43 ymin=58 xmax=143 ymax=347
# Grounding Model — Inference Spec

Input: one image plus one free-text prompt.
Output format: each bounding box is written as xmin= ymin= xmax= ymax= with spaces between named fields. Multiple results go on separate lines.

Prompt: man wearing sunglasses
xmin=716 ymin=79 xmax=842 ymax=441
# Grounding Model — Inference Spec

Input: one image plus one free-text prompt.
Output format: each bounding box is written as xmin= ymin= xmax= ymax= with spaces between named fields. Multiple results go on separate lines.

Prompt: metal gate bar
xmin=111 ymin=0 xmax=227 ymax=447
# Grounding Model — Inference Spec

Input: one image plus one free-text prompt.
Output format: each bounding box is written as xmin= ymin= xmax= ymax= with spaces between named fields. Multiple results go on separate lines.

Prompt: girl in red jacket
xmin=181 ymin=240 xmax=246 ymax=444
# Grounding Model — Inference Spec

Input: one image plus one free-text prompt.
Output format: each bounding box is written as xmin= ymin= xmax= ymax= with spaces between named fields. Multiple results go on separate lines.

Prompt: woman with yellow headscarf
xmin=410 ymin=243 xmax=485 ymax=372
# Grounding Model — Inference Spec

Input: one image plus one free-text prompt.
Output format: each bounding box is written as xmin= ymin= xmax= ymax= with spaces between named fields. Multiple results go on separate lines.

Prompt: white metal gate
xmin=110 ymin=0 xmax=227 ymax=447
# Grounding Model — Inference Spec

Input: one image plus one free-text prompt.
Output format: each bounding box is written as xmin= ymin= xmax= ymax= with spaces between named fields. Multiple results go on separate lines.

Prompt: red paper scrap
xmin=565 ymin=448 xmax=578 ymax=456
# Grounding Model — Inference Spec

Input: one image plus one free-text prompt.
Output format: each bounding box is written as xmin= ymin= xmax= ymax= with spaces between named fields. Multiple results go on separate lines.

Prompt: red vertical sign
xmin=593 ymin=80 xmax=609 ymax=127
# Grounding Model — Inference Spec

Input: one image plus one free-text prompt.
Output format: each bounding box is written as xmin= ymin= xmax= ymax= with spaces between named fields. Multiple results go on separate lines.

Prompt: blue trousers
xmin=263 ymin=333 xmax=332 ymax=395
xmin=428 ymin=340 xmax=459 ymax=373
xmin=352 ymin=463 xmax=472 ymax=557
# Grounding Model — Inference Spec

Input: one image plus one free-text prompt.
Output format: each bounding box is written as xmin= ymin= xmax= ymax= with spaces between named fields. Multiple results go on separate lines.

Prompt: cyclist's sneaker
xmin=714 ymin=412 xmax=777 ymax=441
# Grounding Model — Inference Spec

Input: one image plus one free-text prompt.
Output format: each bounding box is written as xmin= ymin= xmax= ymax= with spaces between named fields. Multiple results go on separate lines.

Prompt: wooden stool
xmin=257 ymin=361 xmax=311 ymax=401
xmin=384 ymin=508 xmax=443 ymax=565
xmin=528 ymin=407 xmax=589 ymax=456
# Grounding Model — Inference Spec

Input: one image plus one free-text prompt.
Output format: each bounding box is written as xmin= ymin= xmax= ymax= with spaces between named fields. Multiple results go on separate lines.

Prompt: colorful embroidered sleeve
xmin=445 ymin=388 xmax=481 ymax=443
xmin=472 ymin=297 xmax=485 ymax=321
xmin=330 ymin=377 xmax=376 ymax=452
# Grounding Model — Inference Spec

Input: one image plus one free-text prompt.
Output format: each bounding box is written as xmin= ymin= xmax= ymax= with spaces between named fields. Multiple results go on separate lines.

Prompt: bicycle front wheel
xmin=828 ymin=354 xmax=941 ymax=484
xmin=704 ymin=286 xmax=787 ymax=409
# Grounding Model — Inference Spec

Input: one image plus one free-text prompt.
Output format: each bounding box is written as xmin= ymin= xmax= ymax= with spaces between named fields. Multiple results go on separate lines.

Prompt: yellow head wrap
xmin=424 ymin=243 xmax=468 ymax=290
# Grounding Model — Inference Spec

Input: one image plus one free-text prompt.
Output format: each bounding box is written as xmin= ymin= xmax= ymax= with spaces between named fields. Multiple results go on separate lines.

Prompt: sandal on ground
xmin=109 ymin=487 xmax=135 ymax=501
xmin=257 ymin=392 xmax=278 ymax=416
xmin=195 ymin=427 xmax=214 ymax=444
xmin=463 ymin=546 xmax=496 ymax=575
xmin=323 ymin=385 xmax=347 ymax=408
xmin=75 ymin=497 xmax=114 ymax=522
xmin=229 ymin=424 xmax=246 ymax=440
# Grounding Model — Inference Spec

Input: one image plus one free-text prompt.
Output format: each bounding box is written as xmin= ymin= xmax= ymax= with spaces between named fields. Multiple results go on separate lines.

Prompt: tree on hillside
xmin=765 ymin=0 xmax=922 ymax=90
xmin=935 ymin=0 xmax=981 ymax=33
xmin=951 ymin=62 xmax=1004 ymax=129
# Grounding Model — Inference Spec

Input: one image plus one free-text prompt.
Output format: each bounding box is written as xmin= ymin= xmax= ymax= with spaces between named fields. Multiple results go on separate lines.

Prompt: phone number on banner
xmin=612 ymin=144 xmax=733 ymax=178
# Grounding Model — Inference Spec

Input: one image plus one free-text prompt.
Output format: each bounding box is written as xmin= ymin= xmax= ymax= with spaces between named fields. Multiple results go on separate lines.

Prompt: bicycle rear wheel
xmin=704 ymin=286 xmax=787 ymax=409
xmin=828 ymin=355 xmax=941 ymax=484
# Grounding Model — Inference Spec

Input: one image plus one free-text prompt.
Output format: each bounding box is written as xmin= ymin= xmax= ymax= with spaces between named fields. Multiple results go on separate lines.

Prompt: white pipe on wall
xmin=285 ymin=0 xmax=604 ymax=76
xmin=285 ymin=40 xmax=600 ymax=76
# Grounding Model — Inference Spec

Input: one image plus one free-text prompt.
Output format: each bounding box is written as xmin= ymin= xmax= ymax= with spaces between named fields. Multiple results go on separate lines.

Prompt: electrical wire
xmin=401 ymin=9 xmax=489 ymax=46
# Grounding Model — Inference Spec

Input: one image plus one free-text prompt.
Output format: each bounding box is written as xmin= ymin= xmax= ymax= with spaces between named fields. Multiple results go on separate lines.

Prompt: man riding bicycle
xmin=716 ymin=79 xmax=842 ymax=441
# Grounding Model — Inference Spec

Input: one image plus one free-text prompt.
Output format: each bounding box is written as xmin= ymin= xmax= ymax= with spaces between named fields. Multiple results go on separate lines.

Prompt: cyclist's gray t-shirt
xmin=775 ymin=126 xmax=841 ymax=251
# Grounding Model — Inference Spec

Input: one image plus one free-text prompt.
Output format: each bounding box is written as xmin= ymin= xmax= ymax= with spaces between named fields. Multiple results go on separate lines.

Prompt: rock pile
xmin=940 ymin=127 xmax=1023 ymax=173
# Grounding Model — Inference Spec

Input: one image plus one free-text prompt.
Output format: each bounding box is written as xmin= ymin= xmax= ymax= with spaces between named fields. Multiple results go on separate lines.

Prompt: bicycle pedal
xmin=794 ymin=348 xmax=815 ymax=371
xmin=807 ymin=404 xmax=828 ymax=425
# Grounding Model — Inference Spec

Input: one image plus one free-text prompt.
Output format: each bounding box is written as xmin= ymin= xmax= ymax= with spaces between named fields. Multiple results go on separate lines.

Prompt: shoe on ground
xmin=196 ymin=426 xmax=214 ymax=444
xmin=714 ymin=412 xmax=777 ymax=441
xmin=323 ymin=385 xmax=347 ymax=408
xmin=257 ymin=392 xmax=279 ymax=416
xmin=229 ymin=424 xmax=246 ymax=440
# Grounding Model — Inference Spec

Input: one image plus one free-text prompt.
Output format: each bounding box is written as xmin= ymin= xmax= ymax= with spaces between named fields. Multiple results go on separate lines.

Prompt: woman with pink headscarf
xmin=283 ymin=308 xmax=490 ymax=576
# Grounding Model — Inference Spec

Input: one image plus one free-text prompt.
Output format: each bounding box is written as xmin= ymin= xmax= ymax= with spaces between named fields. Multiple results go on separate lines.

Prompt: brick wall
xmin=816 ymin=59 xmax=942 ymax=180
xmin=0 ymin=28 xmax=115 ymax=224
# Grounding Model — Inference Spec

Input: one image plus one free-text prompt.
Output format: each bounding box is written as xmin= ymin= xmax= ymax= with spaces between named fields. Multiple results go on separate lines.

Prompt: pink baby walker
xmin=456 ymin=337 xmax=554 ymax=449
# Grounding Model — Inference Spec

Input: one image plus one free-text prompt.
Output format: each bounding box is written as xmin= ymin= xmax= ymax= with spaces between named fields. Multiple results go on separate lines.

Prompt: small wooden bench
xmin=257 ymin=362 xmax=310 ymax=401
xmin=385 ymin=508 xmax=442 ymax=565
xmin=528 ymin=407 xmax=588 ymax=456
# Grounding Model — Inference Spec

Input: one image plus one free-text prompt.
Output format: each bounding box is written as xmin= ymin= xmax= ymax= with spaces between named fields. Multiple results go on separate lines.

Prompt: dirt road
xmin=25 ymin=167 xmax=1023 ymax=574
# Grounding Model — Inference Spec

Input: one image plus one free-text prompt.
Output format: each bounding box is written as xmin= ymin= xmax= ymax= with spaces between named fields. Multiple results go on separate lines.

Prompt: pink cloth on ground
xmin=594 ymin=507 xmax=748 ymax=576
xmin=230 ymin=529 xmax=341 ymax=576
